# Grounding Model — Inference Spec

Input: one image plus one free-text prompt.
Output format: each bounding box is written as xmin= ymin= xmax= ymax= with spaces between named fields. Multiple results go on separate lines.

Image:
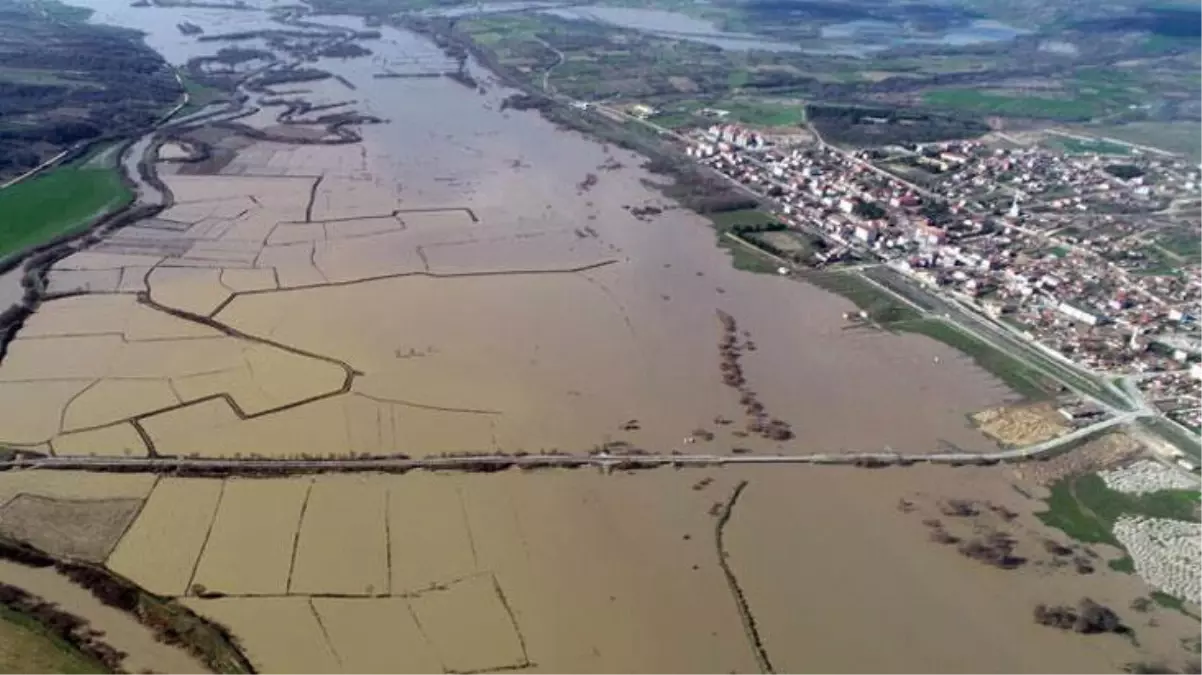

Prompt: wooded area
xmin=0 ymin=0 xmax=180 ymax=180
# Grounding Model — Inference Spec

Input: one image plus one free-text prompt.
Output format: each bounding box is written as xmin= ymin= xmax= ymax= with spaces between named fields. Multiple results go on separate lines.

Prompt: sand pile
xmin=972 ymin=402 xmax=1069 ymax=446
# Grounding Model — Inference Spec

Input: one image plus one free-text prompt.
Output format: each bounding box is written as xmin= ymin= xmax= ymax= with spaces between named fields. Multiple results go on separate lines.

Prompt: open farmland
xmin=308 ymin=597 xmax=441 ymax=673
xmin=179 ymin=596 xmax=338 ymax=674
xmin=0 ymin=494 xmax=141 ymax=562
xmin=405 ymin=573 xmax=527 ymax=673
xmin=105 ymin=478 xmax=223 ymax=596
xmin=288 ymin=474 xmax=389 ymax=597
xmin=38 ymin=466 xmax=1182 ymax=673
xmin=0 ymin=471 xmax=156 ymax=506
xmin=387 ymin=473 xmax=478 ymax=594
xmin=0 ymin=166 xmax=132 ymax=259
xmin=189 ymin=477 xmax=311 ymax=596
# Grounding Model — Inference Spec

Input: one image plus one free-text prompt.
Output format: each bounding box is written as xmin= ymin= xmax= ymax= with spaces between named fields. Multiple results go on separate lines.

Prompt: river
xmin=538 ymin=5 xmax=1027 ymax=56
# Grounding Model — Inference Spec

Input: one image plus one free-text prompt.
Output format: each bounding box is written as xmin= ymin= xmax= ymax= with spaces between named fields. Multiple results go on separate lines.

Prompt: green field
xmin=1087 ymin=121 xmax=1202 ymax=161
xmin=707 ymin=209 xmax=784 ymax=274
xmin=896 ymin=317 xmax=1061 ymax=399
xmin=0 ymin=165 xmax=131 ymax=259
xmin=802 ymin=270 xmax=921 ymax=325
xmin=719 ymin=100 xmax=807 ymax=127
xmin=175 ymin=73 xmax=224 ymax=118
xmin=1037 ymin=473 xmax=1200 ymax=549
xmin=708 ymin=209 xmax=779 ymax=231
xmin=0 ymin=604 xmax=110 ymax=674
xmin=1049 ymin=137 xmax=1133 ymax=155
xmin=923 ymin=67 xmax=1154 ymax=122
xmin=923 ymin=89 xmax=1108 ymax=121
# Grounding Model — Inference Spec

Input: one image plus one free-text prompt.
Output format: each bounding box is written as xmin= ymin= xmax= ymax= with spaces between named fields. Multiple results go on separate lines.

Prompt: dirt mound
xmin=972 ymin=402 xmax=1069 ymax=447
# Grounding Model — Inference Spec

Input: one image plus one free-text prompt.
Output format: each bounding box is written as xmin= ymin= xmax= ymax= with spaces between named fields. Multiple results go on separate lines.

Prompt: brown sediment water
xmin=0 ymin=40 xmax=1008 ymax=457
xmin=190 ymin=476 xmax=312 ymax=596
xmin=0 ymin=5 xmax=1192 ymax=674
xmin=105 ymin=477 xmax=224 ymax=596
xmin=719 ymin=465 xmax=1199 ymax=673
xmin=84 ymin=467 xmax=1197 ymax=674
xmin=0 ymin=559 xmax=210 ymax=674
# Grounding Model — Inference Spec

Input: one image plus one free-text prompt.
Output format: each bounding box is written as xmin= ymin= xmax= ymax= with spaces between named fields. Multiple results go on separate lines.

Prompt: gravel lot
xmin=1113 ymin=516 xmax=1201 ymax=604
xmin=1099 ymin=460 xmax=1200 ymax=495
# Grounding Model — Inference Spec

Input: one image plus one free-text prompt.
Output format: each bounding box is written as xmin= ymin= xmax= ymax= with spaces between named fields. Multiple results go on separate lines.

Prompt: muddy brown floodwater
xmin=0 ymin=5 xmax=1010 ymax=458
xmin=1 ymin=4 xmax=1195 ymax=674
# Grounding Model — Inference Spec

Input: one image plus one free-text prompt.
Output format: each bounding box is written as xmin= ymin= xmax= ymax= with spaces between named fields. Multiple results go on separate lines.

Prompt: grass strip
xmin=895 ymin=318 xmax=1056 ymax=400
xmin=0 ymin=603 xmax=111 ymax=674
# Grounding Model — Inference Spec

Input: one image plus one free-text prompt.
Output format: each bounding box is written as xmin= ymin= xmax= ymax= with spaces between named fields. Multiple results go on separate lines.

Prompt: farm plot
xmin=288 ymin=474 xmax=389 ymax=596
xmin=310 ymin=597 xmax=441 ymax=673
xmin=407 ymin=573 xmax=527 ymax=673
xmin=0 ymin=471 xmax=157 ymax=507
xmin=106 ymin=478 xmax=224 ymax=596
xmin=387 ymin=473 xmax=480 ymax=593
xmin=0 ymin=494 xmax=141 ymax=562
xmin=190 ymin=477 xmax=311 ymax=596
xmin=182 ymin=597 xmax=339 ymax=674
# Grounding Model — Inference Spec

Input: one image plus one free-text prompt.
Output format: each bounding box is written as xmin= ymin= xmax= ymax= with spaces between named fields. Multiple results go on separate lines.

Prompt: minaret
xmin=1007 ymin=193 xmax=1021 ymax=219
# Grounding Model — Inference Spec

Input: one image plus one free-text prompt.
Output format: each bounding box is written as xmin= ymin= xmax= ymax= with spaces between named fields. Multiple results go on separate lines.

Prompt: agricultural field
xmin=105 ymin=478 xmax=224 ymax=596
xmin=387 ymin=473 xmax=478 ymax=594
xmin=922 ymin=84 xmax=1122 ymax=122
xmin=96 ymin=470 xmax=757 ymax=672
xmin=1045 ymin=136 xmax=1133 ymax=156
xmin=1086 ymin=122 xmax=1202 ymax=161
xmin=0 ymin=461 xmax=1196 ymax=673
xmin=0 ymin=471 xmax=157 ymax=506
xmin=0 ymin=166 xmax=132 ymax=259
xmin=190 ymin=478 xmax=311 ymax=596
xmin=0 ymin=494 xmax=142 ymax=562
xmin=287 ymin=475 xmax=389 ymax=596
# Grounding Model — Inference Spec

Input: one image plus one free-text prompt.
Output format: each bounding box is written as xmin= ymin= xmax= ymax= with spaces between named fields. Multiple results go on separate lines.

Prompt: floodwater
xmin=819 ymin=18 xmax=1030 ymax=54
xmin=0 ymin=2 xmax=1015 ymax=458
xmin=19 ymin=466 xmax=1193 ymax=674
xmin=543 ymin=6 xmax=804 ymax=52
xmin=0 ymin=559 xmax=210 ymax=673
xmin=0 ymin=5 xmax=1195 ymax=674
xmin=538 ymin=5 xmax=1027 ymax=55
xmin=67 ymin=0 xmax=287 ymax=64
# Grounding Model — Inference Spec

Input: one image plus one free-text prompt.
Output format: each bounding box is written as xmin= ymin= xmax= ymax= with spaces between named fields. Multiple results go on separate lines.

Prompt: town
xmin=686 ymin=123 xmax=1202 ymax=438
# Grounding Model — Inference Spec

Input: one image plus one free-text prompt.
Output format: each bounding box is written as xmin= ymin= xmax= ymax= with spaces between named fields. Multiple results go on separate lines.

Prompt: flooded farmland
xmin=0 ymin=2 xmax=1197 ymax=673
xmin=3 ymin=467 xmax=1199 ymax=673
xmin=0 ymin=1 xmax=1013 ymax=459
